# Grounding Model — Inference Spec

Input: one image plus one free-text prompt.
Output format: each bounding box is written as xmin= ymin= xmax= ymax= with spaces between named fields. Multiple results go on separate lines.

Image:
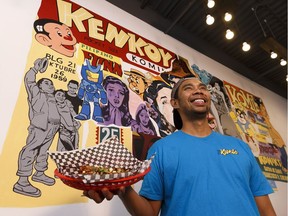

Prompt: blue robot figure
xmin=192 ymin=64 xmax=212 ymax=85
xmin=75 ymin=59 xmax=107 ymax=122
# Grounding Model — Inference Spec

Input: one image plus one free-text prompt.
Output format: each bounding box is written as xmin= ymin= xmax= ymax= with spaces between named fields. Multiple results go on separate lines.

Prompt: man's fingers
xmin=83 ymin=190 xmax=89 ymax=197
xmin=83 ymin=189 xmax=116 ymax=203
xmin=102 ymin=188 xmax=114 ymax=200
xmin=87 ymin=190 xmax=105 ymax=203
xmin=117 ymin=186 xmax=126 ymax=197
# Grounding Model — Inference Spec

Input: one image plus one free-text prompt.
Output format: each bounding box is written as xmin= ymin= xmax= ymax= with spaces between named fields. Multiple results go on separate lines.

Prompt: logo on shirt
xmin=218 ymin=149 xmax=239 ymax=156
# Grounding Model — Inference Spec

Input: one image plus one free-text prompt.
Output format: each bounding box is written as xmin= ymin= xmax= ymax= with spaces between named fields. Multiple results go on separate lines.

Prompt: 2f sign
xmin=100 ymin=127 xmax=120 ymax=142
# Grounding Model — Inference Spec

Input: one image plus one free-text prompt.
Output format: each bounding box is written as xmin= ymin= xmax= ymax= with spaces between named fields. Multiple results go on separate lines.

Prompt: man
xmin=55 ymin=89 xmax=80 ymax=151
xmin=84 ymin=76 xmax=276 ymax=216
xmin=124 ymin=69 xmax=152 ymax=100
xmin=13 ymin=57 xmax=60 ymax=197
xmin=65 ymin=80 xmax=82 ymax=114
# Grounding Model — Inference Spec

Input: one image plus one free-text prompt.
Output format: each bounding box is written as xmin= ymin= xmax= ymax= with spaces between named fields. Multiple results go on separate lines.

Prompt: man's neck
xmin=181 ymin=120 xmax=212 ymax=137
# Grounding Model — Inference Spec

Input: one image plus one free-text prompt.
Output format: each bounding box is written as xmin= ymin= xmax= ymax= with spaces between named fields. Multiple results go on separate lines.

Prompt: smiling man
xmin=84 ymin=76 xmax=276 ymax=216
xmin=34 ymin=19 xmax=77 ymax=57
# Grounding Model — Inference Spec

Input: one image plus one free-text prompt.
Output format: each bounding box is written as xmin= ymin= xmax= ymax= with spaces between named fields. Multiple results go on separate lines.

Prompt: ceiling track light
xmin=225 ymin=29 xmax=234 ymax=40
xmin=207 ymin=0 xmax=215 ymax=8
xmin=206 ymin=14 xmax=215 ymax=25
xmin=280 ymin=59 xmax=287 ymax=66
xmin=224 ymin=12 xmax=232 ymax=22
xmin=242 ymin=42 xmax=251 ymax=52
xmin=270 ymin=51 xmax=278 ymax=59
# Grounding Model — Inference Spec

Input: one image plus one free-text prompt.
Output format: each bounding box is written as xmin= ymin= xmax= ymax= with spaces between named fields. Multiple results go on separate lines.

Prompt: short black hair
xmin=34 ymin=19 xmax=64 ymax=37
xmin=36 ymin=77 xmax=53 ymax=88
xmin=68 ymin=79 xmax=79 ymax=86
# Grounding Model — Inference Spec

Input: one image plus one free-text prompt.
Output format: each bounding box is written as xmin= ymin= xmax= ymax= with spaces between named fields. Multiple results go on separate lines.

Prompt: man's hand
xmin=83 ymin=187 xmax=126 ymax=203
xmin=84 ymin=186 xmax=161 ymax=216
xmin=33 ymin=57 xmax=48 ymax=73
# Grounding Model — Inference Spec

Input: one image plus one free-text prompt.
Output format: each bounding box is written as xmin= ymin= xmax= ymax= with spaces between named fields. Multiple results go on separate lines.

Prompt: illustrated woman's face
xmin=106 ymin=83 xmax=125 ymax=108
xmin=156 ymin=87 xmax=173 ymax=125
xmin=55 ymin=91 xmax=65 ymax=103
xmin=139 ymin=109 xmax=150 ymax=126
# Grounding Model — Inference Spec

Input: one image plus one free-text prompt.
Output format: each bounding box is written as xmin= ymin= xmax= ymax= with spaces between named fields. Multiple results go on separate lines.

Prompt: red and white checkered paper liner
xmin=48 ymin=136 xmax=154 ymax=183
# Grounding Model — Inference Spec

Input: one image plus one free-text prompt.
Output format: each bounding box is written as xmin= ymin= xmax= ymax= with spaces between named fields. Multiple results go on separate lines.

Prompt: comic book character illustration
xmin=124 ymin=69 xmax=152 ymax=100
xmin=160 ymin=73 xmax=181 ymax=88
xmin=55 ymin=89 xmax=80 ymax=151
xmin=132 ymin=133 xmax=161 ymax=161
xmin=13 ymin=57 xmax=59 ymax=197
xmin=207 ymin=81 xmax=239 ymax=139
xmin=131 ymin=103 xmax=157 ymax=135
xmin=144 ymin=80 xmax=175 ymax=137
xmin=168 ymin=56 xmax=197 ymax=77
xmin=101 ymin=76 xmax=135 ymax=126
xmin=75 ymin=59 xmax=107 ymax=123
xmin=208 ymin=82 xmax=229 ymax=115
xmin=192 ymin=64 xmax=212 ymax=85
xmin=160 ymin=56 xmax=197 ymax=87
xmin=34 ymin=19 xmax=77 ymax=57
xmin=255 ymin=97 xmax=287 ymax=172
xmin=207 ymin=112 xmax=218 ymax=131
xmin=235 ymin=108 xmax=260 ymax=156
xmin=65 ymin=80 xmax=83 ymax=114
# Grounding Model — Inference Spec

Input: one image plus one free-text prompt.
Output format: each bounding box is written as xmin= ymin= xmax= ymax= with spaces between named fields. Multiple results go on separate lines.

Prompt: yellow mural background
xmin=0 ymin=33 xmax=133 ymax=207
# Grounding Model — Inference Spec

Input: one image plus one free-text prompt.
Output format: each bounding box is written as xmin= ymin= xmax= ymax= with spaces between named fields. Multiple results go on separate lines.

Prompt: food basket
xmin=54 ymin=167 xmax=151 ymax=191
xmin=48 ymin=136 xmax=154 ymax=191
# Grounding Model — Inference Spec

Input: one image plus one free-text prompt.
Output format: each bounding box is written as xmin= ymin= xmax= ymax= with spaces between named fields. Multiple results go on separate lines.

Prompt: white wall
xmin=0 ymin=0 xmax=286 ymax=215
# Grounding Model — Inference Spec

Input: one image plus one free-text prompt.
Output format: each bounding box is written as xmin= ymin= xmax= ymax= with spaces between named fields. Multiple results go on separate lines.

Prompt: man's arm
xmin=254 ymin=195 xmax=277 ymax=216
xmin=24 ymin=66 xmax=39 ymax=101
xmin=84 ymin=186 xmax=161 ymax=216
xmin=24 ymin=57 xmax=48 ymax=100
xmin=119 ymin=186 xmax=161 ymax=216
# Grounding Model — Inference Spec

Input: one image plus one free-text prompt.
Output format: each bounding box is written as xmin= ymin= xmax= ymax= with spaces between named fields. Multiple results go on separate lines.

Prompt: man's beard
xmin=185 ymin=107 xmax=210 ymax=120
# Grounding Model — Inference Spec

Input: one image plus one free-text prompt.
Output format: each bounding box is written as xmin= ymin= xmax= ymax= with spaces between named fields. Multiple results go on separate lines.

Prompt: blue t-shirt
xmin=139 ymin=131 xmax=273 ymax=216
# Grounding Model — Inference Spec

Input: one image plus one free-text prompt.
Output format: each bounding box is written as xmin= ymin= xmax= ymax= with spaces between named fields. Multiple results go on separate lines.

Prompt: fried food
xmin=79 ymin=166 xmax=129 ymax=175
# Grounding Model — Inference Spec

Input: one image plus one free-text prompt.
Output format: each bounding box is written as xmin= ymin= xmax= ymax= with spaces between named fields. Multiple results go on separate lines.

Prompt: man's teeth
xmin=194 ymin=99 xmax=205 ymax=103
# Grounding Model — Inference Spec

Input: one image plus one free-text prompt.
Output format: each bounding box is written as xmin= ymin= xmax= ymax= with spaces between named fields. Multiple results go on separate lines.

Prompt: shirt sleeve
xmin=240 ymin=140 xmax=274 ymax=196
xmin=139 ymin=141 xmax=164 ymax=201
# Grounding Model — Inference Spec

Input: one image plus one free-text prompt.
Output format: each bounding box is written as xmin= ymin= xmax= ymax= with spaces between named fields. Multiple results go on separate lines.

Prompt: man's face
xmin=174 ymin=78 xmax=211 ymax=116
xmin=127 ymin=74 xmax=146 ymax=95
xmin=44 ymin=23 xmax=77 ymax=57
xmin=40 ymin=79 xmax=55 ymax=94
xmin=67 ymin=82 xmax=78 ymax=95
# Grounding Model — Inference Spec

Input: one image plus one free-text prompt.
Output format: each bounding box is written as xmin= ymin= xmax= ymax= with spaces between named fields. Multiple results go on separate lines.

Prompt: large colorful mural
xmin=0 ymin=0 xmax=286 ymax=207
